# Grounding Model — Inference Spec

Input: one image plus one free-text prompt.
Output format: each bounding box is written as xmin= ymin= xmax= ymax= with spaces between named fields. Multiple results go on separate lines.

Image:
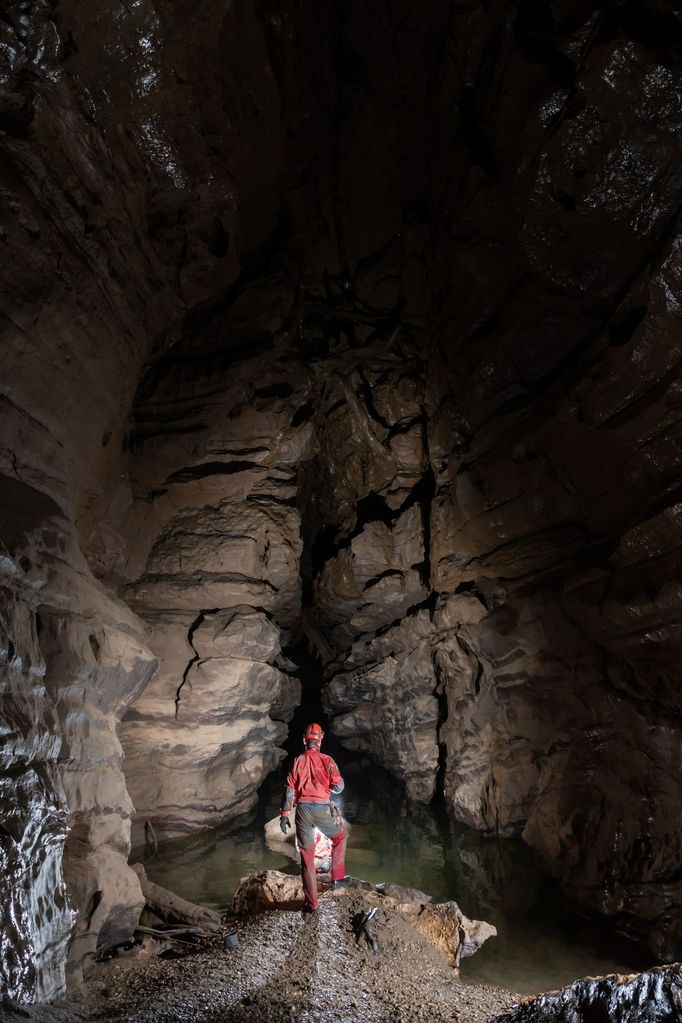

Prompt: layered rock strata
xmin=116 ymin=303 xmax=313 ymax=833
xmin=122 ymin=608 xmax=298 ymax=833
xmin=0 ymin=0 xmax=335 ymax=997
xmin=315 ymin=2 xmax=682 ymax=963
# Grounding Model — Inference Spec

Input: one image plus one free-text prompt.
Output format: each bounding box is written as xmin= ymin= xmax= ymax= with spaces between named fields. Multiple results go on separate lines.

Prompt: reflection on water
xmin=137 ymin=753 xmax=654 ymax=995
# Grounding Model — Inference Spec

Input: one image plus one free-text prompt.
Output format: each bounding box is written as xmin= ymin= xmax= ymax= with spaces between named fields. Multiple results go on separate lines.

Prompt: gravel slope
xmin=63 ymin=892 xmax=518 ymax=1023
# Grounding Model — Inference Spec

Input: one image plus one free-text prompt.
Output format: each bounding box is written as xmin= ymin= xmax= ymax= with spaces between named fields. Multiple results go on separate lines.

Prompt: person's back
xmin=287 ymin=748 xmax=341 ymax=803
xmin=280 ymin=723 xmax=348 ymax=912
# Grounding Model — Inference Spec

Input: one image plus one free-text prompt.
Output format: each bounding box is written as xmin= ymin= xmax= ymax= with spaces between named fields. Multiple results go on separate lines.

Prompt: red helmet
xmin=303 ymin=722 xmax=324 ymax=746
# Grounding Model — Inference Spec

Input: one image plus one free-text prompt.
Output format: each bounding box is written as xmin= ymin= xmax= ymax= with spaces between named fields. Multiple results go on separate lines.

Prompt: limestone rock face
xmin=5 ymin=0 xmax=682 ymax=999
xmin=122 ymin=608 xmax=299 ymax=833
xmin=0 ymin=0 xmax=304 ymax=998
xmin=315 ymin=505 xmax=428 ymax=649
xmin=0 ymin=481 xmax=157 ymax=1000
xmin=325 ymin=610 xmax=440 ymax=803
xmin=310 ymin=1 xmax=682 ymax=966
xmin=413 ymin=26 xmax=682 ymax=947
xmin=116 ymin=314 xmax=313 ymax=834
xmin=303 ymin=344 xmax=437 ymax=805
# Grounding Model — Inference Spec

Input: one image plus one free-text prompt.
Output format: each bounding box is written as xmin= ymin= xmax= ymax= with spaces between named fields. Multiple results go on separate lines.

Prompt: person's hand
xmin=279 ymin=815 xmax=291 ymax=835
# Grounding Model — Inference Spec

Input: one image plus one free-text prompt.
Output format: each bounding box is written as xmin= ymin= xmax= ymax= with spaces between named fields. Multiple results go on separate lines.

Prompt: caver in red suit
xmin=280 ymin=722 xmax=347 ymax=912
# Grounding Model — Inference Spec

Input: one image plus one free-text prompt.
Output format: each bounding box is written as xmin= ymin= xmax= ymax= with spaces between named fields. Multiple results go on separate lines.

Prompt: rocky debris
xmin=230 ymin=870 xmax=496 ymax=973
xmin=496 ymin=964 xmax=682 ymax=1023
xmin=130 ymin=864 xmax=221 ymax=934
xmin=45 ymin=894 xmax=514 ymax=1023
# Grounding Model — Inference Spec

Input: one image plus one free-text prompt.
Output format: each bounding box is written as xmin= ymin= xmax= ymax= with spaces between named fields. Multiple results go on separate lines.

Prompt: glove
xmin=279 ymin=815 xmax=291 ymax=835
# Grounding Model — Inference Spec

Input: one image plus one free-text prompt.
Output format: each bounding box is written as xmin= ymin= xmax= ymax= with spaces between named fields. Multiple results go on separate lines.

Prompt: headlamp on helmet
xmin=303 ymin=722 xmax=324 ymax=746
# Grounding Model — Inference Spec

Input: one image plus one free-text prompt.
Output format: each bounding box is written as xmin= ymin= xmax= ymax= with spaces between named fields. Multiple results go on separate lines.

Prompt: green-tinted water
xmin=138 ymin=754 xmax=653 ymax=995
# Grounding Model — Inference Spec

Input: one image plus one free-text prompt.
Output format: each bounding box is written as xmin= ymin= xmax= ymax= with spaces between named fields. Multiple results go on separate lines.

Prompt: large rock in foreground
xmin=232 ymin=869 xmax=306 ymax=913
xmin=230 ymin=869 xmax=496 ymax=972
xmin=496 ymin=964 xmax=682 ymax=1023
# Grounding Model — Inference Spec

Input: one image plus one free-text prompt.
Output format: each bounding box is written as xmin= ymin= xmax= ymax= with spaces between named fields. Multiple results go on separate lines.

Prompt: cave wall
xmin=424 ymin=1 xmax=682 ymax=957
xmin=4 ymin=0 xmax=682 ymax=1000
xmin=117 ymin=278 xmax=311 ymax=833
xmin=0 ymin=476 xmax=157 ymax=999
xmin=0 ymin=0 xmax=327 ymax=999
xmin=335 ymin=1 xmax=682 ymax=961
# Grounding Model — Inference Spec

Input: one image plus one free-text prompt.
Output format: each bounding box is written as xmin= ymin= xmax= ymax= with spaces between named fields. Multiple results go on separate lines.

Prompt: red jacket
xmin=281 ymin=749 xmax=343 ymax=811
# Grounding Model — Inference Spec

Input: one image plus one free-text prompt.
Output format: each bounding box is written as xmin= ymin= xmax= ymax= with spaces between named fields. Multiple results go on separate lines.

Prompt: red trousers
xmin=295 ymin=801 xmax=346 ymax=909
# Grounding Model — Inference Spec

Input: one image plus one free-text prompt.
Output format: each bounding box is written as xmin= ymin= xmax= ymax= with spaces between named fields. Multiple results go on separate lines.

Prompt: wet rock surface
xmin=121 ymin=607 xmax=299 ymax=834
xmin=117 ymin=320 xmax=309 ymax=835
xmin=0 ymin=488 xmax=157 ymax=1000
xmin=497 ymin=964 xmax=682 ymax=1023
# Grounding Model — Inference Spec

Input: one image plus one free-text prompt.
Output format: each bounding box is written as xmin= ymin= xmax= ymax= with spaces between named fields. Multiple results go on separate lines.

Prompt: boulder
xmin=496 ymin=964 xmax=682 ymax=1023
xmin=231 ymin=870 xmax=306 ymax=913
xmin=396 ymin=902 xmax=497 ymax=969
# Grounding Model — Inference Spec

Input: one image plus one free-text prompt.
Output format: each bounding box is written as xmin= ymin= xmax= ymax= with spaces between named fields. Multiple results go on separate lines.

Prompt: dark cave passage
xmin=280 ymin=639 xmax=335 ymax=761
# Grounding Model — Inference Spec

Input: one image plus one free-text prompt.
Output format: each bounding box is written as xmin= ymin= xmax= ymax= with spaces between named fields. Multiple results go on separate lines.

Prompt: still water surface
xmin=139 ymin=755 xmax=653 ymax=995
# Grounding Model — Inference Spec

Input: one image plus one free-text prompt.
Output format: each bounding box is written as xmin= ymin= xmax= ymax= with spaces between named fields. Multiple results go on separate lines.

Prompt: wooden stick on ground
xmin=134 ymin=926 xmax=206 ymax=947
xmin=131 ymin=863 xmax=222 ymax=933
xmin=134 ymin=925 xmax=211 ymax=939
xmin=144 ymin=820 xmax=158 ymax=859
